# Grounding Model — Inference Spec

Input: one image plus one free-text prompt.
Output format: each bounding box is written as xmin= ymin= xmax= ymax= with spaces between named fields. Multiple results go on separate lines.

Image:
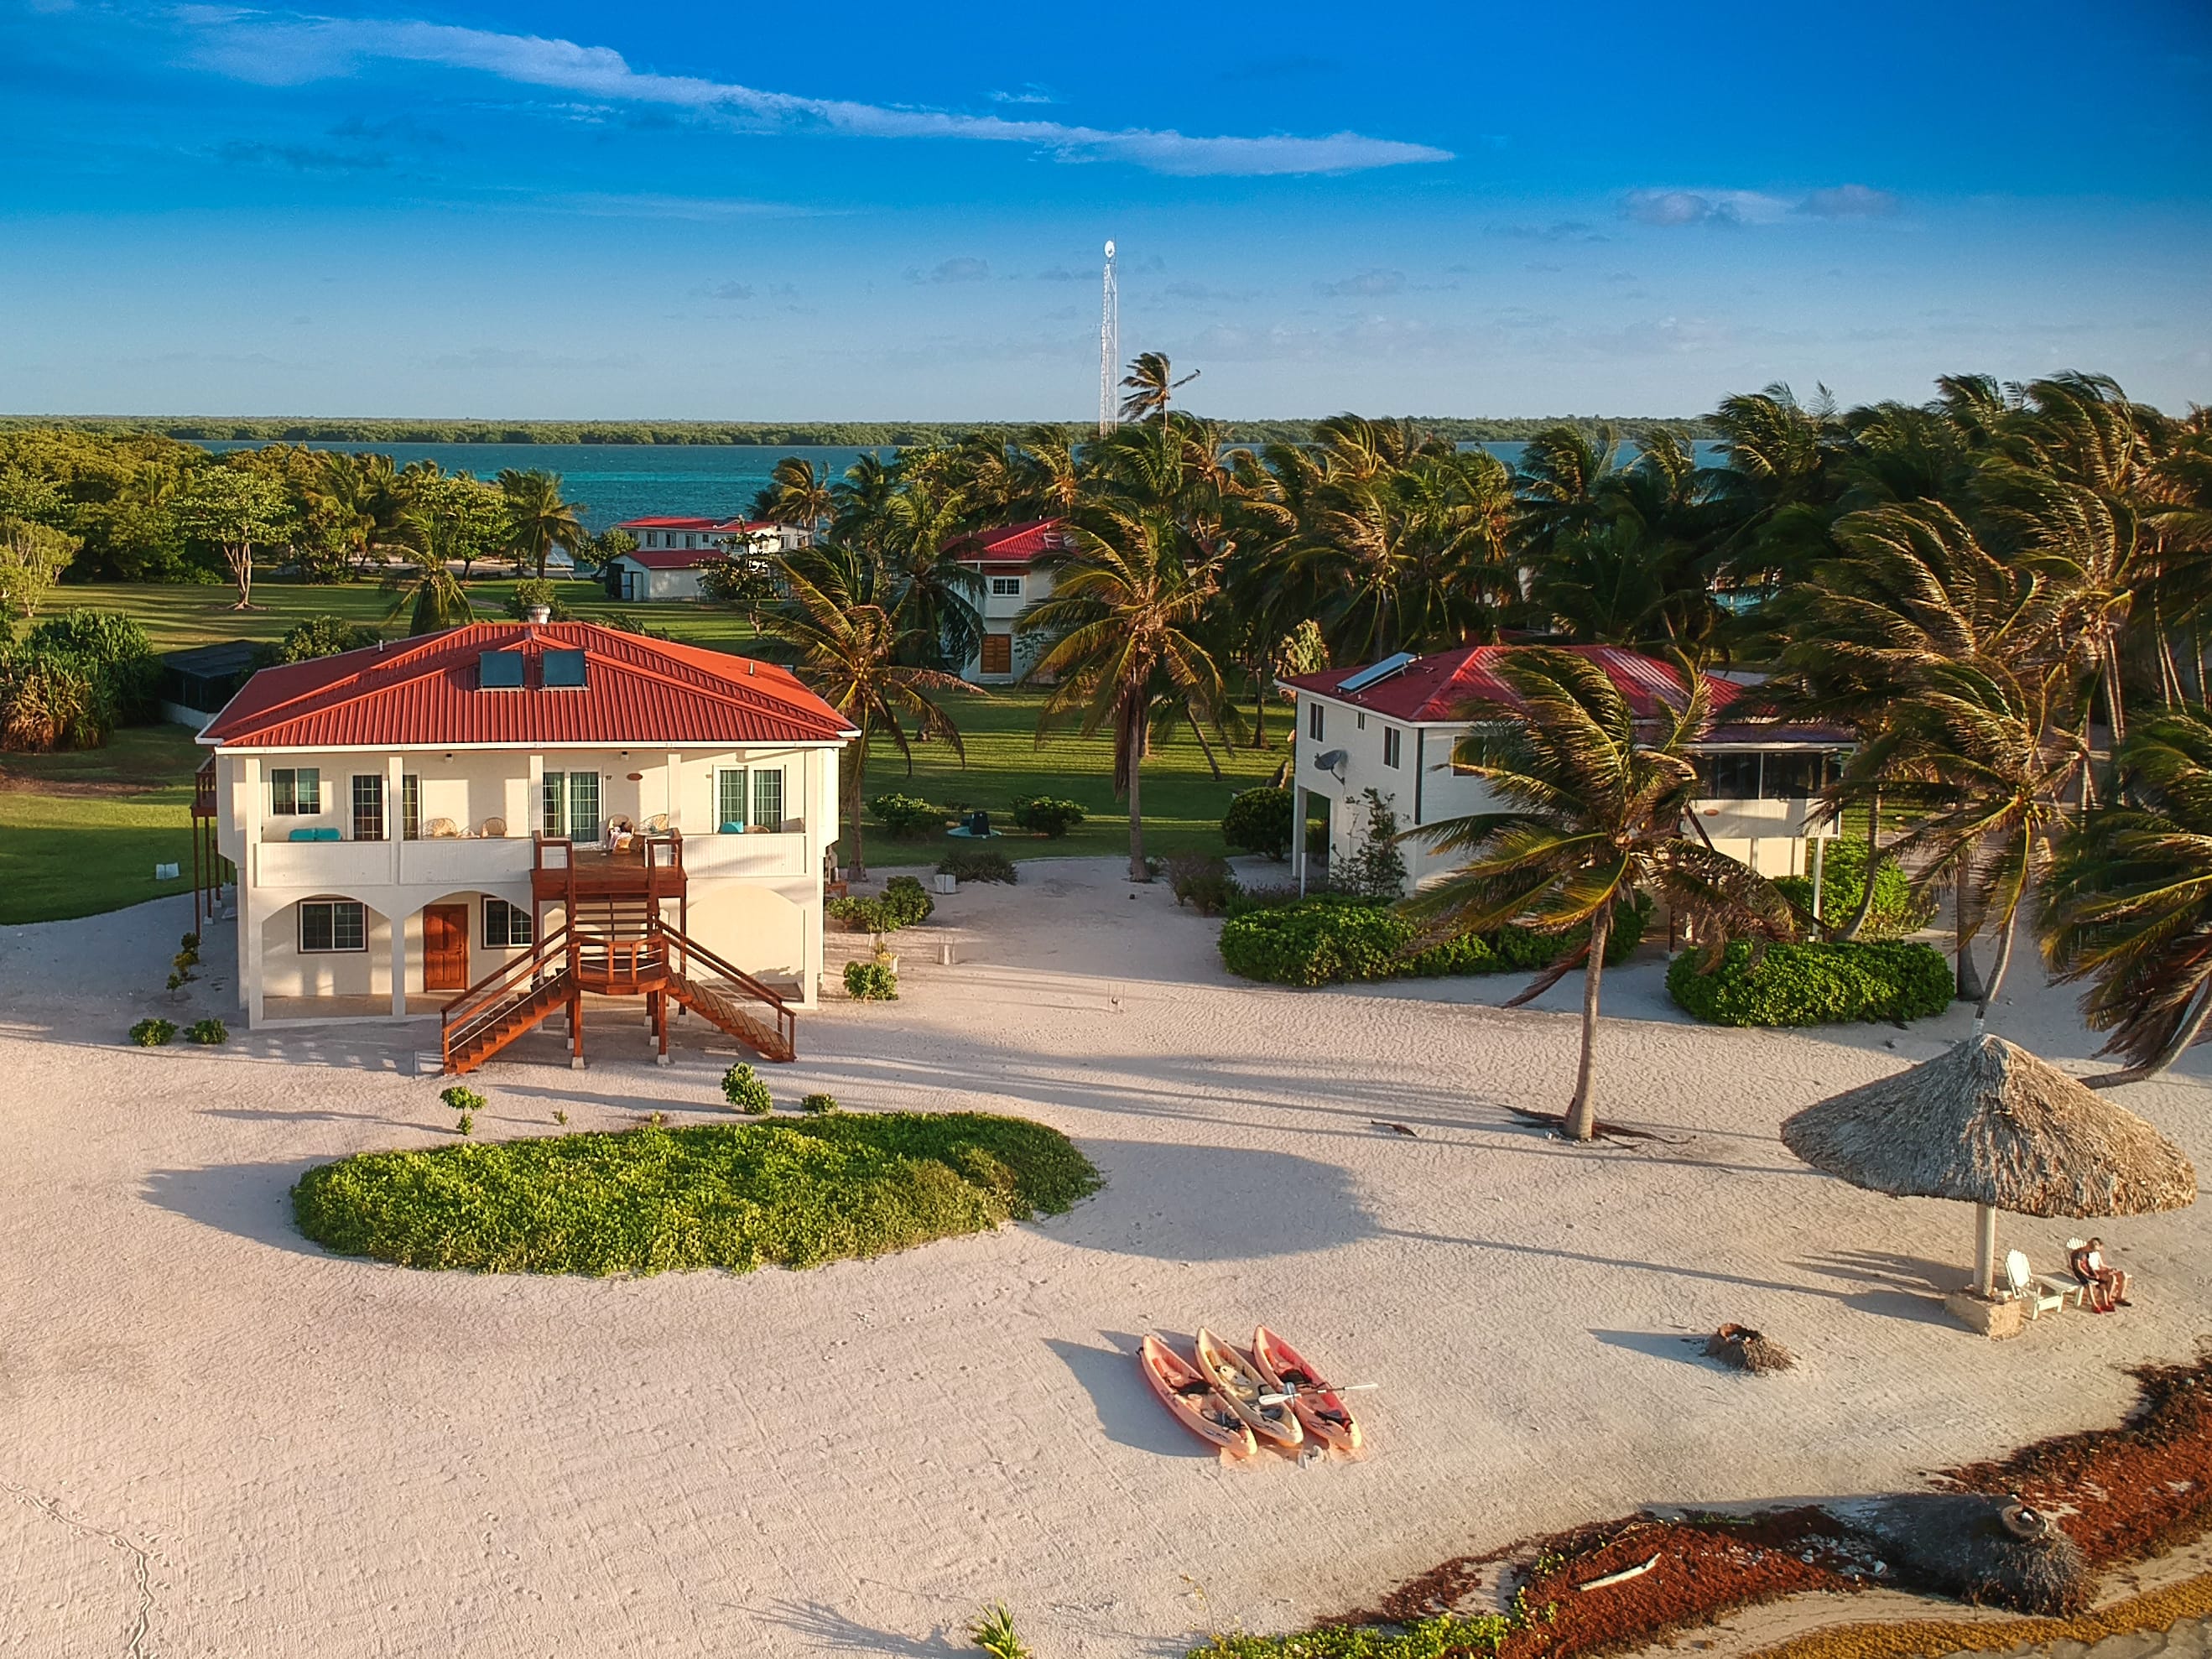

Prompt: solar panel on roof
xmin=1338 ymin=651 xmax=1418 ymax=694
xmin=542 ymin=648 xmax=586 ymax=689
xmin=479 ymin=651 xmax=524 ymax=689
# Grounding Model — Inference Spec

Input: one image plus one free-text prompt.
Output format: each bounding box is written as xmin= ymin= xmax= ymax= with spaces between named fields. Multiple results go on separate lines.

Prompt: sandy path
xmin=3 ymin=858 xmax=2208 ymax=1658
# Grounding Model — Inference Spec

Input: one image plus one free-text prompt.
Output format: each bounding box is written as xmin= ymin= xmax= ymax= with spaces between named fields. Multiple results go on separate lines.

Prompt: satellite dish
xmin=1104 ymin=239 xmax=1116 ymax=258
xmin=1314 ymin=748 xmax=1348 ymax=779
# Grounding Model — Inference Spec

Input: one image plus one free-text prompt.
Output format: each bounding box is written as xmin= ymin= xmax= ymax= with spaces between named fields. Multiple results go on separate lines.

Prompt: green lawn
xmin=0 ymin=724 xmax=206 ymax=924
xmin=855 ymin=688 xmax=1285 ymax=864
xmin=291 ymin=1111 xmax=1103 ymax=1274
xmin=45 ymin=578 xmax=762 ymax=654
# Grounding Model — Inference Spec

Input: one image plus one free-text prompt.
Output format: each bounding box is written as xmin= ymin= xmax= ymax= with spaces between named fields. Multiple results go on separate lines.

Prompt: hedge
xmin=1221 ymin=787 xmax=1293 ymax=860
xmin=1218 ymin=895 xmax=1647 ymax=988
xmin=1771 ymin=840 xmax=1933 ymax=940
xmin=1665 ymin=939 xmax=1954 ymax=1027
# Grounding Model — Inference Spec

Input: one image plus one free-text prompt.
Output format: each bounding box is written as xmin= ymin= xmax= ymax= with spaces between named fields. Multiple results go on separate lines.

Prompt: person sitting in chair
xmin=2069 ymin=1236 xmax=2131 ymax=1312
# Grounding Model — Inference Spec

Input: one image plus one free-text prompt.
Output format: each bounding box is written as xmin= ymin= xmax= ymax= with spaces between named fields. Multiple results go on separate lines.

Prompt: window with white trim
xmin=716 ymin=767 xmax=748 ymax=830
xmin=298 ymin=900 xmax=366 ymax=953
xmin=351 ymin=774 xmax=384 ymax=841
xmin=1307 ymin=702 xmax=1323 ymax=741
xmin=752 ymin=767 xmax=785 ymax=831
xmin=541 ymin=770 xmax=601 ymax=840
xmin=483 ymin=897 xmax=533 ymax=949
xmin=401 ymin=774 xmax=420 ymax=840
xmin=270 ymin=767 xmax=321 ymax=814
xmin=990 ymin=575 xmax=1022 ymax=597
xmin=1382 ymin=727 xmax=1402 ymax=769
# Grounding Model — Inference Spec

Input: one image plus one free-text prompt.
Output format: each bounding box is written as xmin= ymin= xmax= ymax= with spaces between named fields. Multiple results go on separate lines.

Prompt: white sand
xmin=3 ymin=857 xmax=2209 ymax=1658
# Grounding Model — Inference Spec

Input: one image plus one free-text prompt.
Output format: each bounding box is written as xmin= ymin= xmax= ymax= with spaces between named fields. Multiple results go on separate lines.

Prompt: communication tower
xmin=1098 ymin=240 xmax=1119 ymax=437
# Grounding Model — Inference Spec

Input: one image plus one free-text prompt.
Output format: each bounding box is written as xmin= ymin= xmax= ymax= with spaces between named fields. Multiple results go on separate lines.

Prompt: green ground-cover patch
xmin=291 ymin=1111 xmax=1102 ymax=1275
xmin=0 ymin=723 xmax=206 ymax=923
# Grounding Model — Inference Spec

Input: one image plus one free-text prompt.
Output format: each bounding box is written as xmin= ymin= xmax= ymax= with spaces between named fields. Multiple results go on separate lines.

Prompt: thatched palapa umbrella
xmin=1782 ymin=1033 xmax=2197 ymax=1298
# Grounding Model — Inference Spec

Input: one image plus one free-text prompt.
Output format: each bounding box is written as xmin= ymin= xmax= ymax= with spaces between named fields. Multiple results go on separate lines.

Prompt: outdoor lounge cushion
xmin=289 ymin=826 xmax=341 ymax=842
xmin=289 ymin=827 xmax=316 ymax=841
xmin=721 ymin=821 xmax=744 ymax=834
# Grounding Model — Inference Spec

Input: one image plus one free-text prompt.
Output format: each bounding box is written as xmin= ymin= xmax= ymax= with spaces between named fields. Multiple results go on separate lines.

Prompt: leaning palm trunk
xmin=2084 ymin=983 xmax=2212 ymax=1090
xmin=844 ymin=734 xmax=869 ymax=880
xmin=1563 ymin=907 xmax=1613 ymax=1140
xmin=1837 ymin=791 xmax=1884 ymax=940
xmin=1121 ymin=696 xmax=1148 ymax=882
xmin=1954 ymin=882 xmax=1986 ymax=1002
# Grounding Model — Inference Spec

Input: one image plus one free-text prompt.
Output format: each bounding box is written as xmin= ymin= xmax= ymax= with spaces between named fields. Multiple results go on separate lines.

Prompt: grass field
xmin=0 ymin=725 xmax=206 ymax=924
xmin=3 ymin=583 xmax=1293 ymax=923
xmin=853 ymin=688 xmax=1283 ymax=865
xmin=46 ymin=578 xmax=762 ymax=654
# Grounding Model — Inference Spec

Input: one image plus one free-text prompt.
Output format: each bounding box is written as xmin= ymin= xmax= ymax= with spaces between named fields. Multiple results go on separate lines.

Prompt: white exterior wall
xmin=216 ymin=741 xmax=841 ymax=1026
xmin=960 ymin=566 xmax=1054 ymax=684
xmin=1288 ymin=690 xmax=1840 ymax=897
xmin=608 ymin=557 xmax=710 ymax=602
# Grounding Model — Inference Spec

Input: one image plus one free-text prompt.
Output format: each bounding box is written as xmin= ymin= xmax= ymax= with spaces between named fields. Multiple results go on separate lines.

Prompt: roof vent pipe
xmin=523 ymin=604 xmax=551 ymax=626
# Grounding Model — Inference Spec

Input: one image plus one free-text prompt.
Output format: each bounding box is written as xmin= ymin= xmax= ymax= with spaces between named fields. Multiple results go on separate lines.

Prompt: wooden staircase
xmin=439 ymin=917 xmax=797 ymax=1074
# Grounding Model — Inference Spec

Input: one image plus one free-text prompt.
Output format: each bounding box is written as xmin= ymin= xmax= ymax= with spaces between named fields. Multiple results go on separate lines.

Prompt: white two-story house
xmin=198 ymin=616 xmax=856 ymax=1069
xmin=954 ymin=519 xmax=1067 ymax=684
xmin=607 ymin=517 xmax=812 ymax=601
xmin=1283 ymin=643 xmax=1850 ymax=896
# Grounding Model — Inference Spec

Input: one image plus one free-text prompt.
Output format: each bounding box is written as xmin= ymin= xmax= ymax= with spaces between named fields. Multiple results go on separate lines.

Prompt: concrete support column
xmin=527 ymin=752 xmax=544 ymax=838
xmin=1292 ymin=783 xmax=1309 ymax=897
xmin=386 ymin=753 xmax=404 ymax=883
xmin=665 ymin=751 xmax=682 ymax=831
xmin=390 ymin=906 xmax=409 ymax=1019
xmin=241 ymin=757 xmax=263 ymax=1023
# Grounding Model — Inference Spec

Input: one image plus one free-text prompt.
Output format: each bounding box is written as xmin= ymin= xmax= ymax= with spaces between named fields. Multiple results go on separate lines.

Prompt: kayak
xmin=1140 ymin=1334 xmax=1256 ymax=1457
xmin=1194 ymin=1328 xmax=1304 ymax=1450
xmin=1252 ymin=1326 xmax=1362 ymax=1453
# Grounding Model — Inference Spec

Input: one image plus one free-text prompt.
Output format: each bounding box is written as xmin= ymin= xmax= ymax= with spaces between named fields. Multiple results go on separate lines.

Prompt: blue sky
xmin=3 ymin=0 xmax=2208 ymax=419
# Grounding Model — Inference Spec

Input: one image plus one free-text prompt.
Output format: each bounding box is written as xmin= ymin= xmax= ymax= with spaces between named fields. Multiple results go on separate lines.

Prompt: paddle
xmin=1258 ymin=1382 xmax=1378 ymax=1405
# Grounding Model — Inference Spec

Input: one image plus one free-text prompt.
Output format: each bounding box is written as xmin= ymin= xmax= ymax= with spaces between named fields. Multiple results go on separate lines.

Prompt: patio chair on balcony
xmin=642 ymin=814 xmax=670 ymax=835
xmin=425 ymin=817 xmax=460 ymax=839
xmin=479 ymin=817 xmax=507 ymax=840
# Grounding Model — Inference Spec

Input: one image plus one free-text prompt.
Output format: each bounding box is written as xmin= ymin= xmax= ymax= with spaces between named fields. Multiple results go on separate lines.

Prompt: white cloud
xmin=1621 ymin=189 xmax=1789 ymax=227
xmin=1800 ymin=183 xmax=1899 ymax=218
xmin=179 ymin=11 xmax=1453 ymax=176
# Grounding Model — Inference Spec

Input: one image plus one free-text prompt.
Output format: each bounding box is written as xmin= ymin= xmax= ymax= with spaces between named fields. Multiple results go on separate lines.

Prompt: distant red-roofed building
xmin=950 ymin=519 xmax=1073 ymax=682
xmin=607 ymin=516 xmax=812 ymax=601
xmin=1281 ymin=643 xmax=1853 ymax=897
xmin=199 ymin=620 xmax=856 ymax=1037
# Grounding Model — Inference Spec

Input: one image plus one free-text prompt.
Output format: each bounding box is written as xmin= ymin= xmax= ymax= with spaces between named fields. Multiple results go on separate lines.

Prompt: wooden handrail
xmin=441 ymin=925 xmax=572 ymax=1063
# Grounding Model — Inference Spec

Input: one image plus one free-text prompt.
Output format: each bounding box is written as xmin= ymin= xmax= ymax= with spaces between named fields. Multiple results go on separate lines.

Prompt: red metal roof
xmin=952 ymin=519 xmax=1069 ymax=566
xmin=200 ymin=621 xmax=856 ymax=750
xmin=1287 ymin=644 xmax=1849 ymax=742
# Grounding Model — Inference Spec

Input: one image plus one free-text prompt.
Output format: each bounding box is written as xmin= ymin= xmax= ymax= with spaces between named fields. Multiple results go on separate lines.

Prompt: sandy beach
xmin=5 ymin=856 xmax=2209 ymax=1658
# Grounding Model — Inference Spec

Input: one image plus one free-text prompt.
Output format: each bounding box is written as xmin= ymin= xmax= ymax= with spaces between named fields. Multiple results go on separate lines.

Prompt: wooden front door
xmin=424 ymin=904 xmax=471 ymax=992
xmin=980 ymin=632 xmax=1012 ymax=675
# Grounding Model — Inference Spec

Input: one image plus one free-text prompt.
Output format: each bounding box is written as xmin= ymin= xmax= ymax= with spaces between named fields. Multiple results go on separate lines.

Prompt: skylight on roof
xmin=479 ymin=651 xmax=524 ymax=690
xmin=542 ymin=649 xmax=586 ymax=689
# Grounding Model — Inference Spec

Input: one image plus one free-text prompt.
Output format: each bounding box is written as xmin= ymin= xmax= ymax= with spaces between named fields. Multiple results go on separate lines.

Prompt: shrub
xmin=289 ymin=1111 xmax=1103 ymax=1274
xmin=1166 ymin=851 xmax=1238 ymax=917
xmin=1221 ymin=786 xmax=1294 ymax=860
xmin=1666 ymin=939 xmax=1954 ymax=1027
xmin=844 ymin=960 xmax=898 ymax=1001
xmin=1220 ymin=894 xmax=1650 ymax=987
xmin=0 ymin=647 xmax=122 ymax=751
xmin=1772 ymin=840 xmax=1934 ymax=940
xmin=1338 ymin=788 xmax=1408 ymax=899
xmin=800 ymin=1092 xmax=840 ymax=1116
xmin=171 ymin=948 xmax=198 ymax=975
xmin=870 ymin=792 xmax=943 ymax=839
xmin=1010 ymin=795 xmax=1086 ymax=838
xmin=180 ymin=931 xmax=200 ymax=953
xmin=971 ymin=1604 xmax=1031 ymax=1659
xmin=882 ymin=875 xmax=934 ymax=928
xmin=455 ymin=1111 xmax=475 ymax=1136
xmin=184 ymin=1017 xmax=228 ymax=1045
xmin=440 ymin=1084 xmax=486 ymax=1115
xmin=503 ymin=578 xmax=573 ymax=621
xmin=129 ymin=1017 xmax=176 ymax=1047
xmin=270 ymin=614 xmax=382 ymax=664
xmin=27 ymin=609 xmax=157 ymax=718
xmin=939 ymin=847 xmax=1018 ymax=883
xmin=830 ymin=877 xmax=935 ymax=934
xmin=166 ymin=969 xmax=194 ymax=993
xmin=721 ymin=1063 xmax=773 ymax=1116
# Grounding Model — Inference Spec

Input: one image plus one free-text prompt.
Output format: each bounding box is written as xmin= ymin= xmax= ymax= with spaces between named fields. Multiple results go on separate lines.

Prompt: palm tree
xmin=754 ymin=456 xmax=835 ymax=533
xmin=2040 ymin=708 xmax=2212 ymax=1087
xmin=1117 ymin=351 xmax=1197 ymax=424
xmin=1020 ymin=496 xmax=1235 ymax=881
xmin=755 ymin=543 xmax=965 ymax=880
xmin=1404 ymin=649 xmax=1793 ymax=1140
xmin=310 ymin=451 xmax=421 ymax=577
xmin=383 ymin=546 xmax=473 ymax=635
xmin=497 ymin=468 xmax=587 ymax=580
